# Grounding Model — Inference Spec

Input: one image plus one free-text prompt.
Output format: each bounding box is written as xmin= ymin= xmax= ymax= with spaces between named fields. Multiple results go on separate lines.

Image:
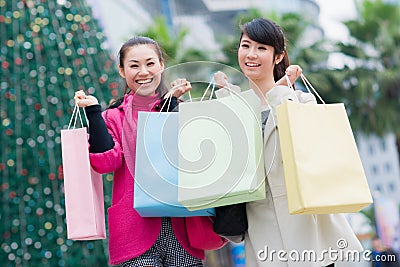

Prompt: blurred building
xmin=92 ymin=0 xmax=400 ymax=204
xmin=357 ymin=133 xmax=400 ymax=203
xmin=91 ymin=0 xmax=322 ymax=55
xmin=88 ymin=0 xmax=400 ymax=265
xmin=349 ymin=133 xmax=400 ymax=260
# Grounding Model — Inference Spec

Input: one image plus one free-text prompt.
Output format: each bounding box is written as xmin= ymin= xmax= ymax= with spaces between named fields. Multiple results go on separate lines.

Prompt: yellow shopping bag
xmin=276 ymin=75 xmax=373 ymax=214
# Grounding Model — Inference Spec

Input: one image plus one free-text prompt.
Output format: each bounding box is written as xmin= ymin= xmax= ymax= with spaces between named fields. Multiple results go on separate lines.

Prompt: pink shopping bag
xmin=60 ymin=105 xmax=106 ymax=240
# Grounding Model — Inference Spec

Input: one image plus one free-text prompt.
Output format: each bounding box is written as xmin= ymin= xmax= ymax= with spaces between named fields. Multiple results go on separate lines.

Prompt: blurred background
xmin=1 ymin=0 xmax=400 ymax=266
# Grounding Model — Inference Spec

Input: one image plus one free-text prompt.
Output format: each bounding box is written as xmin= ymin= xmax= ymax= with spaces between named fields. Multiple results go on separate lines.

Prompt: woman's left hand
xmin=285 ymin=65 xmax=302 ymax=85
xmin=274 ymin=65 xmax=303 ymax=88
xmin=168 ymin=78 xmax=192 ymax=98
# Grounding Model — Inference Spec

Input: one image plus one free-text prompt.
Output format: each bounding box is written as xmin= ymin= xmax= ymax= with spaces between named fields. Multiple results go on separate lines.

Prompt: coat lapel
xmin=263 ymin=113 xmax=277 ymax=148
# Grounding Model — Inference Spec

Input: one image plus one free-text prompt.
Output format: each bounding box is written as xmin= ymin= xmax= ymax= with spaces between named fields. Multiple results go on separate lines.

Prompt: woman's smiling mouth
xmin=136 ymin=78 xmax=153 ymax=84
xmin=245 ymin=62 xmax=261 ymax=67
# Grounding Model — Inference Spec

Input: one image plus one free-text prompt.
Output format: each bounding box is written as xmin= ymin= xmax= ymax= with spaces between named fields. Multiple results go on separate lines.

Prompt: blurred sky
xmin=314 ymin=0 xmax=358 ymax=68
xmin=315 ymin=0 xmax=357 ymax=41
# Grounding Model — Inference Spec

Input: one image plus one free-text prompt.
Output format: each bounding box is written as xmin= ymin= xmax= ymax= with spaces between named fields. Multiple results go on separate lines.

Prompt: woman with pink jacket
xmin=74 ymin=36 xmax=204 ymax=267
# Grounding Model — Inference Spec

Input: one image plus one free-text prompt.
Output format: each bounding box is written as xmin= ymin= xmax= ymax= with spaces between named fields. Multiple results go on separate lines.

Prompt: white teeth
xmin=246 ymin=63 xmax=259 ymax=67
xmin=137 ymin=78 xmax=152 ymax=84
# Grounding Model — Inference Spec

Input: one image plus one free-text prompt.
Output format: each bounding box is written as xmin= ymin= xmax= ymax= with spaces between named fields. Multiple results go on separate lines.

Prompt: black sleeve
xmin=154 ymin=96 xmax=179 ymax=112
xmin=84 ymin=104 xmax=114 ymax=153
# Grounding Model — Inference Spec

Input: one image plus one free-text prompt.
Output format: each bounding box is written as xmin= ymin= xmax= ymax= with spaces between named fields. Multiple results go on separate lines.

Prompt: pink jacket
xmin=89 ymin=93 xmax=205 ymax=265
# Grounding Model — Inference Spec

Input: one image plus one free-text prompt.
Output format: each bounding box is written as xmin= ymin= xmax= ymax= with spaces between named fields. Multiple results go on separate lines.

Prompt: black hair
xmin=108 ymin=36 xmax=168 ymax=109
xmin=239 ymin=18 xmax=290 ymax=82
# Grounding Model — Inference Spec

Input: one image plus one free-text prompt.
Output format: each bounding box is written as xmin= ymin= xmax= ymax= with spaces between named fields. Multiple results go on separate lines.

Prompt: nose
xmin=246 ymin=47 xmax=257 ymax=59
xmin=138 ymin=66 xmax=149 ymax=76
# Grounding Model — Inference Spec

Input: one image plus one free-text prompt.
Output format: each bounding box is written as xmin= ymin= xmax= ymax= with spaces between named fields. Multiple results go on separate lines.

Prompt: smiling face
xmin=118 ymin=44 xmax=164 ymax=96
xmin=238 ymin=34 xmax=283 ymax=85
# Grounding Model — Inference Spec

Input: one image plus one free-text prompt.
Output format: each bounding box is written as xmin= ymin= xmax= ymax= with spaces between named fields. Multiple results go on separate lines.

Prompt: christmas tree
xmin=0 ymin=0 xmax=119 ymax=266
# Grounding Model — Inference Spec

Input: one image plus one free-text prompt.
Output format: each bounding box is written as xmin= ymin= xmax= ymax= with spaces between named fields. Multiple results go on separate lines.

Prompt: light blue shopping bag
xmin=134 ymin=111 xmax=215 ymax=217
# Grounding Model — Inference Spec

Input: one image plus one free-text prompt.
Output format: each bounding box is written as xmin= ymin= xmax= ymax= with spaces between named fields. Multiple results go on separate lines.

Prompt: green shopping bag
xmin=178 ymin=89 xmax=266 ymax=210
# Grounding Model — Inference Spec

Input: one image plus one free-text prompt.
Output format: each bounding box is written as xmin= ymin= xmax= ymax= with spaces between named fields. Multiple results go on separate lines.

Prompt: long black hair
xmin=108 ymin=36 xmax=168 ymax=109
xmin=239 ymin=18 xmax=290 ymax=82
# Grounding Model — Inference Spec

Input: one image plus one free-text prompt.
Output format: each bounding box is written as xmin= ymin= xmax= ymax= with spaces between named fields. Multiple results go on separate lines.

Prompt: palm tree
xmin=327 ymin=0 xmax=400 ymax=241
xmin=334 ymin=0 xmax=400 ymax=157
xmin=138 ymin=16 xmax=210 ymax=66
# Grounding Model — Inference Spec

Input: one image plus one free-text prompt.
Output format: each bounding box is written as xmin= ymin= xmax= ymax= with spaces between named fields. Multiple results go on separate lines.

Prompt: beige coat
xmin=244 ymin=86 xmax=363 ymax=267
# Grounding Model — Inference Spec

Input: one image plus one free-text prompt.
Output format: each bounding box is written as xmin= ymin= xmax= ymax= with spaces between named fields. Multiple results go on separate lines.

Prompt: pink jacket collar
xmin=119 ymin=92 xmax=160 ymax=111
xmin=121 ymin=92 xmax=161 ymax=178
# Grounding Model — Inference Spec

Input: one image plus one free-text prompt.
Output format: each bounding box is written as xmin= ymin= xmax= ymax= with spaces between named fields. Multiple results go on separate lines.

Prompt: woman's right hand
xmin=169 ymin=78 xmax=192 ymax=98
xmin=74 ymin=90 xmax=99 ymax=107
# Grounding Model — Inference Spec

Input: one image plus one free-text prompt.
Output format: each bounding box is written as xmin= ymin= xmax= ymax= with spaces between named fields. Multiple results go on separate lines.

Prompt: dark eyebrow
xmin=128 ymin=57 xmax=157 ymax=63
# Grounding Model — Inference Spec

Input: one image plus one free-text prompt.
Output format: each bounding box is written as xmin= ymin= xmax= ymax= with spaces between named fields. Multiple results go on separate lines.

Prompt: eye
xmin=147 ymin=62 xmax=155 ymax=67
xmin=258 ymin=46 xmax=267 ymax=50
xmin=240 ymin=43 xmax=249 ymax=48
xmin=129 ymin=64 xmax=138 ymax=68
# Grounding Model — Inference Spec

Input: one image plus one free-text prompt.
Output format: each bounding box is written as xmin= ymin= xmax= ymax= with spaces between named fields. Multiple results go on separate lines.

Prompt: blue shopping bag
xmin=134 ymin=111 xmax=215 ymax=217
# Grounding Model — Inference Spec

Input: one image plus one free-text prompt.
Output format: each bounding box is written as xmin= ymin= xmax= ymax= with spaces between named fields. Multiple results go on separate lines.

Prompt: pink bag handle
xmin=68 ymin=104 xmax=89 ymax=130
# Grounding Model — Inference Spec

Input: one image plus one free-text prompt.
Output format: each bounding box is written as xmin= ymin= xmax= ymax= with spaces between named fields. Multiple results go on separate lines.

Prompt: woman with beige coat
xmin=214 ymin=18 xmax=363 ymax=267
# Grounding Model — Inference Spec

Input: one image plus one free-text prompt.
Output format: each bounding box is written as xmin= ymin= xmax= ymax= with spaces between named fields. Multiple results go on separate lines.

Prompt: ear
xmin=118 ymin=65 xmax=125 ymax=79
xmin=275 ymin=52 xmax=285 ymax=65
xmin=160 ymin=61 xmax=165 ymax=71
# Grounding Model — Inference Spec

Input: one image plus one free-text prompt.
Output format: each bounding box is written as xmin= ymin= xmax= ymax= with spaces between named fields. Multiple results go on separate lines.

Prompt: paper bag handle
xmin=198 ymin=78 xmax=241 ymax=102
xmin=200 ymin=79 xmax=217 ymax=102
xmin=164 ymin=78 xmax=238 ymax=105
xmin=158 ymin=94 xmax=174 ymax=113
xmin=158 ymin=78 xmax=220 ymax=112
xmin=68 ymin=104 xmax=89 ymax=130
xmin=158 ymin=81 xmax=195 ymax=112
xmin=283 ymin=73 xmax=326 ymax=105
xmin=300 ymin=74 xmax=326 ymax=104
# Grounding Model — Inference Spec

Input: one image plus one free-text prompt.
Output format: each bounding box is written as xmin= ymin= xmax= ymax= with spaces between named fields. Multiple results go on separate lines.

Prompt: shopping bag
xmin=178 ymin=88 xmax=266 ymax=211
xmin=134 ymin=111 xmax=215 ymax=217
xmin=276 ymin=74 xmax=373 ymax=214
xmin=61 ymin=104 xmax=106 ymax=240
xmin=185 ymin=216 xmax=227 ymax=250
